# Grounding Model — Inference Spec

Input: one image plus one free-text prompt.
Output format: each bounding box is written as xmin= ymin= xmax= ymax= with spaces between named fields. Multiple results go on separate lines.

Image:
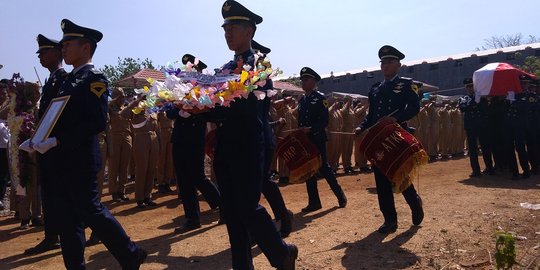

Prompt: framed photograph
xmin=30 ymin=95 xmax=70 ymax=144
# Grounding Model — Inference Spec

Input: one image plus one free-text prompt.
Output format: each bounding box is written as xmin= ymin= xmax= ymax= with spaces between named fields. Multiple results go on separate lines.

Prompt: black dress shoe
xmin=143 ymin=198 xmax=157 ymax=206
xmin=469 ymin=171 xmax=482 ymax=177
xmin=278 ymin=177 xmax=290 ymax=185
xmin=301 ymin=204 xmax=322 ymax=213
xmin=377 ymin=222 xmax=398 ymax=234
xmin=280 ymin=210 xmax=294 ymax=238
xmin=412 ymin=197 xmax=424 ymax=226
xmin=30 ymin=218 xmax=44 ymax=227
xmin=119 ymin=193 xmax=130 ymax=202
xmin=123 ymin=247 xmax=147 ymax=270
xmin=112 ymin=192 xmax=121 ymax=202
xmin=24 ymin=238 xmax=60 ymax=255
xmin=277 ymin=244 xmax=298 ymax=270
xmin=136 ymin=201 xmax=146 ymax=209
xmin=174 ymin=219 xmax=201 ymax=233
xmin=344 ymin=167 xmax=355 ymax=174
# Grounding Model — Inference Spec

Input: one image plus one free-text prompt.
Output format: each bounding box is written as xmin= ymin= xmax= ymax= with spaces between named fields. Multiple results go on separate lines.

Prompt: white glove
xmin=33 ymin=137 xmax=58 ymax=154
xmin=19 ymin=139 xmax=35 ymax=153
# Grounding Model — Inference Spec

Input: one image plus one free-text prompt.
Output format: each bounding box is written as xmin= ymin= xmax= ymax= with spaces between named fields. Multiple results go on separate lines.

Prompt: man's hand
xmin=19 ymin=139 xmax=35 ymax=153
xmin=33 ymin=137 xmax=58 ymax=154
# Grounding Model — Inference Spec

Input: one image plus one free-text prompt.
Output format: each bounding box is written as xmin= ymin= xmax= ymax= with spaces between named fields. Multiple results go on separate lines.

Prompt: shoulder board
xmin=399 ymin=77 xmax=413 ymax=81
xmin=315 ymin=91 xmax=325 ymax=97
xmin=90 ymin=68 xmax=103 ymax=75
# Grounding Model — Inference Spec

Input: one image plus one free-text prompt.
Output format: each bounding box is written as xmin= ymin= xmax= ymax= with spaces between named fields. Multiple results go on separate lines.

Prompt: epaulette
xmin=399 ymin=77 xmax=413 ymax=82
xmin=315 ymin=90 xmax=325 ymax=97
xmin=89 ymin=68 xmax=103 ymax=75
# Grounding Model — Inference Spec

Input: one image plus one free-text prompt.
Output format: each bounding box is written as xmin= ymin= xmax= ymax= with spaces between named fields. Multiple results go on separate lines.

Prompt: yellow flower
xmin=240 ymin=70 xmax=249 ymax=84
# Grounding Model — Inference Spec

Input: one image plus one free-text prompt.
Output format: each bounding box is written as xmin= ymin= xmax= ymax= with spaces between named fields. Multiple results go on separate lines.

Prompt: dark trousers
xmin=373 ymin=167 xmax=421 ymax=223
xmin=214 ymin=141 xmax=287 ymax=269
xmin=40 ymin=163 xmax=60 ymax=241
xmin=490 ymin=125 xmax=506 ymax=170
xmin=53 ymin=170 xmax=138 ymax=270
xmin=504 ymin=127 xmax=530 ymax=174
xmin=0 ymin=148 xmax=7 ymax=201
xmin=305 ymin=140 xmax=345 ymax=207
xmin=173 ymin=142 xmax=221 ymax=221
xmin=262 ymin=147 xmax=287 ymax=220
xmin=466 ymin=128 xmax=493 ymax=173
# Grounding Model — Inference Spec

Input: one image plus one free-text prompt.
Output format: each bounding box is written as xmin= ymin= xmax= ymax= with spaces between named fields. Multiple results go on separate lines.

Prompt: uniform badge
xmin=222 ymin=2 xmax=231 ymax=11
xmin=529 ymin=97 xmax=536 ymax=103
xmin=411 ymin=84 xmax=419 ymax=94
xmin=90 ymin=82 xmax=107 ymax=98
xmin=323 ymin=100 xmax=329 ymax=108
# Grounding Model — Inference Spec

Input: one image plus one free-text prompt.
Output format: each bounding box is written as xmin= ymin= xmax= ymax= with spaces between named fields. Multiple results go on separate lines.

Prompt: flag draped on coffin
xmin=472 ymin=62 xmax=536 ymax=101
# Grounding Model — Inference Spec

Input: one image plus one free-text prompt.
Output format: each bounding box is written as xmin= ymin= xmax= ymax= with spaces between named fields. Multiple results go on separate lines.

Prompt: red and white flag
xmin=473 ymin=62 xmax=536 ymax=99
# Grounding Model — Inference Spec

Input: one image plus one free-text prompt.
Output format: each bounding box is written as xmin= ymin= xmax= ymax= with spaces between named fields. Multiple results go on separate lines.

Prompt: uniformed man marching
xmin=355 ymin=45 xmax=424 ymax=234
xmin=23 ymin=34 xmax=66 ymax=255
xmin=458 ymin=78 xmax=493 ymax=177
xmin=298 ymin=67 xmax=347 ymax=212
xmin=22 ymin=19 xmax=147 ymax=269
xmin=206 ymin=1 xmax=297 ymax=269
xmin=168 ymin=54 xmax=222 ymax=233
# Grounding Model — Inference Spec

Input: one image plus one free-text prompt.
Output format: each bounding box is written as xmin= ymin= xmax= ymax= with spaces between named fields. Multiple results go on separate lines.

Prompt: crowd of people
xmin=1 ymin=1 xmax=539 ymax=269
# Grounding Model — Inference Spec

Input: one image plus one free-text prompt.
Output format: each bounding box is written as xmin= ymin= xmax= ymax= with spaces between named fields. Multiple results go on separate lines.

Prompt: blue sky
xmin=1 ymin=0 xmax=539 ymax=83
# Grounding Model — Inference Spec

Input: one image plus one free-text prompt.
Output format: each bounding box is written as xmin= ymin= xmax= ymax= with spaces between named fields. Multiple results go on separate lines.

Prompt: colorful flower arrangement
xmin=132 ymin=52 xmax=281 ymax=116
xmin=6 ymin=74 xmax=38 ymax=196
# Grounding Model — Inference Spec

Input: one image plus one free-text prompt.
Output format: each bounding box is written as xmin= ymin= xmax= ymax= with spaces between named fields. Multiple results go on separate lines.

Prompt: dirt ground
xmin=0 ymin=157 xmax=539 ymax=270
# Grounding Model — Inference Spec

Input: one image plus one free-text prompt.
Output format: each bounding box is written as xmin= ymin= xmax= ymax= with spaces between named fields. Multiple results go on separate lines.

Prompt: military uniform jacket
xmin=359 ymin=76 xmax=420 ymax=131
xmin=458 ymin=94 xmax=489 ymax=130
xmin=525 ymin=91 xmax=539 ymax=130
xmin=504 ymin=94 xmax=530 ymax=129
xmin=39 ymin=68 xmax=67 ymax=119
xmin=50 ymin=64 xmax=109 ymax=172
xmin=298 ymin=90 xmax=329 ymax=143
xmin=166 ymin=108 xmax=207 ymax=146
xmin=38 ymin=68 xmax=67 ymax=168
xmin=209 ymin=49 xmax=271 ymax=151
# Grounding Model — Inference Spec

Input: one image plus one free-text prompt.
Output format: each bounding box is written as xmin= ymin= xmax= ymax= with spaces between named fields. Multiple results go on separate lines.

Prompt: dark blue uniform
xmin=358 ymin=76 xmax=423 ymax=227
xmin=37 ymin=67 xmax=67 ymax=243
xmin=487 ymin=97 xmax=508 ymax=171
xmin=504 ymin=94 xmax=530 ymax=178
xmin=49 ymin=64 xmax=141 ymax=269
xmin=210 ymin=50 xmax=289 ymax=269
xmin=458 ymin=95 xmax=493 ymax=175
xmin=166 ymin=109 xmax=221 ymax=224
xmin=298 ymin=90 xmax=347 ymax=209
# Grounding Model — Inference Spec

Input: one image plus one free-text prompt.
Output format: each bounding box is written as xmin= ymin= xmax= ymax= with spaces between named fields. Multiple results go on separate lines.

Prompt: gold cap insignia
xmin=61 ymin=21 xmax=65 ymax=29
xmin=223 ymin=2 xmax=231 ymax=11
xmin=382 ymin=47 xmax=389 ymax=53
xmin=301 ymin=68 xmax=307 ymax=72
xmin=182 ymin=56 xmax=188 ymax=62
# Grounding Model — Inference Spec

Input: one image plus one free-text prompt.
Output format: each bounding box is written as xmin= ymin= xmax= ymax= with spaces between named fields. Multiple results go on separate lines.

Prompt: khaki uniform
xmin=340 ymin=103 xmax=355 ymax=169
xmin=121 ymin=108 xmax=159 ymax=202
xmin=426 ymin=103 xmax=440 ymax=157
xmin=353 ymin=105 xmax=368 ymax=168
xmin=438 ymin=106 xmax=451 ymax=156
xmin=327 ymin=103 xmax=342 ymax=170
xmin=417 ymin=106 xmax=429 ymax=147
xmin=157 ymin=112 xmax=174 ymax=186
xmin=19 ymin=152 xmax=41 ymax=222
xmin=108 ymin=101 xmax=132 ymax=196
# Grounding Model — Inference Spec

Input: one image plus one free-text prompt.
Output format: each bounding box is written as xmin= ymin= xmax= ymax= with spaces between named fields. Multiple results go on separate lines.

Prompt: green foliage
xmin=100 ymin=57 xmax=155 ymax=85
xmin=495 ymin=232 xmax=517 ymax=270
xmin=280 ymin=77 xmax=301 ymax=87
xmin=519 ymin=56 xmax=540 ymax=77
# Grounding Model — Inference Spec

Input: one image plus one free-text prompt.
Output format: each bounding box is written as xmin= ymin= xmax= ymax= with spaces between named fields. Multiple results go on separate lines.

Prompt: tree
xmin=517 ymin=55 xmax=540 ymax=77
xmin=100 ymin=57 xmax=155 ymax=84
xmin=476 ymin=33 xmax=538 ymax=51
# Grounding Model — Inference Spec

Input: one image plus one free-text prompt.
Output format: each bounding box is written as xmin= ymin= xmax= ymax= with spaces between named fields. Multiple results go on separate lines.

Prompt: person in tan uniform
xmin=340 ymin=98 xmax=356 ymax=173
xmin=352 ymin=102 xmax=369 ymax=171
xmin=107 ymin=88 xmax=132 ymax=202
xmin=426 ymin=97 xmax=440 ymax=161
xmin=438 ymin=101 xmax=452 ymax=159
xmin=121 ymin=95 xmax=159 ymax=208
xmin=417 ymin=100 xmax=430 ymax=148
xmin=95 ymin=131 xmax=108 ymax=197
xmin=327 ymin=100 xmax=343 ymax=171
xmin=156 ymin=111 xmax=174 ymax=194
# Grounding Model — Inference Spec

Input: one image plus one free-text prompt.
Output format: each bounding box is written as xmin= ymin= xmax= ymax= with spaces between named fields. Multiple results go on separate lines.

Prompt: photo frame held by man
xmin=30 ymin=95 xmax=70 ymax=144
